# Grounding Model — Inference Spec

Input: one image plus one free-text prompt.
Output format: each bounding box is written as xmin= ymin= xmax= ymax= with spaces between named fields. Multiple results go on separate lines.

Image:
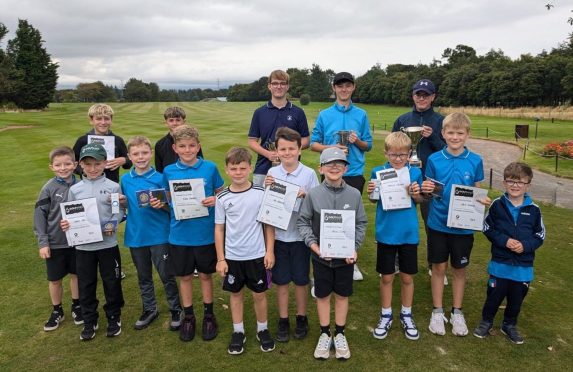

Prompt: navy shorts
xmin=312 ymin=260 xmax=353 ymax=298
xmin=223 ymin=257 xmax=270 ymax=293
xmin=169 ymin=243 xmax=216 ymax=276
xmin=427 ymin=228 xmax=474 ymax=269
xmin=46 ymin=248 xmax=77 ymax=281
xmin=271 ymin=240 xmax=310 ymax=286
xmin=376 ymin=243 xmax=418 ymax=275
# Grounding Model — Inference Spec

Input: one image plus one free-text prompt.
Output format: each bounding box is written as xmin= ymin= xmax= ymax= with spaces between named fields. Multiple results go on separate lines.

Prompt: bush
xmin=542 ymin=141 xmax=573 ymax=158
xmin=299 ymin=93 xmax=310 ymax=106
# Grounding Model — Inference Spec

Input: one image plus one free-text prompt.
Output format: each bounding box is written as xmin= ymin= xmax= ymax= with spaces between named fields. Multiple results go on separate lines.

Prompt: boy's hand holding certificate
xmin=376 ymin=168 xmax=411 ymax=210
xmin=168 ymin=179 xmax=209 ymax=220
xmin=60 ymin=198 xmax=103 ymax=246
xmin=447 ymin=184 xmax=489 ymax=231
xmin=257 ymin=179 xmax=300 ymax=230
xmin=319 ymin=209 xmax=355 ymax=259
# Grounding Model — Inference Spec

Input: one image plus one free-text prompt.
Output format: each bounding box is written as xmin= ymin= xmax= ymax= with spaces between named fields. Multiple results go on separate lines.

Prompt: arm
xmin=263 ymin=224 xmax=275 ymax=269
xmin=296 ymin=194 xmax=319 ymax=253
xmin=248 ymin=137 xmax=277 ymax=162
xmin=214 ymin=224 xmax=228 ymax=277
xmin=300 ymin=136 xmax=310 ymax=150
xmin=521 ymin=210 xmax=545 ymax=253
xmin=482 ymin=201 xmax=511 ymax=247
xmin=33 ymin=187 xmax=51 ymax=258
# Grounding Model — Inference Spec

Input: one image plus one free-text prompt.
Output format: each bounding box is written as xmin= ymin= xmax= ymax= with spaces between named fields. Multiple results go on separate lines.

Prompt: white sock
xmin=381 ymin=307 xmax=392 ymax=316
xmin=257 ymin=321 xmax=268 ymax=333
xmin=401 ymin=305 xmax=412 ymax=314
xmin=233 ymin=322 xmax=244 ymax=334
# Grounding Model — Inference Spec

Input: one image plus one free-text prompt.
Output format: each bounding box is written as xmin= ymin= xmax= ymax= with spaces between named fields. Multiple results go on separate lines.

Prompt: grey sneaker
xmin=429 ymin=310 xmax=448 ymax=335
xmin=170 ymin=310 xmax=182 ymax=331
xmin=501 ymin=323 xmax=524 ymax=344
xmin=314 ymin=333 xmax=332 ymax=360
xmin=473 ymin=320 xmax=493 ymax=339
xmin=333 ymin=333 xmax=351 ymax=360
xmin=450 ymin=311 xmax=468 ymax=336
xmin=134 ymin=309 xmax=158 ymax=330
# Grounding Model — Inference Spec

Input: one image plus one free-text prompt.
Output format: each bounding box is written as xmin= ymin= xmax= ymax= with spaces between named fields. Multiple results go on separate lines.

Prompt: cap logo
xmin=419 ymin=81 xmax=428 ymax=86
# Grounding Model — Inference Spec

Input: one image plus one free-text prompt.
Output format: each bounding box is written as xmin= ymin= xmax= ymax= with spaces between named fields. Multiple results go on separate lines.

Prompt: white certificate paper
xmin=447 ymin=184 xmax=488 ymax=231
xmin=257 ymin=179 xmax=300 ymax=230
xmin=87 ymin=135 xmax=115 ymax=160
xmin=376 ymin=168 xmax=411 ymax=210
xmin=319 ymin=209 xmax=355 ymax=259
xmin=169 ymin=179 xmax=208 ymax=220
xmin=60 ymin=198 xmax=103 ymax=246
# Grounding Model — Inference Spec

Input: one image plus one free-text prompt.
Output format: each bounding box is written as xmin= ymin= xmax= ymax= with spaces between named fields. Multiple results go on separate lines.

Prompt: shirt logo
xmin=343 ymin=204 xmax=350 ymax=209
xmin=55 ymin=193 xmax=63 ymax=198
xmin=287 ymin=115 xmax=292 ymax=121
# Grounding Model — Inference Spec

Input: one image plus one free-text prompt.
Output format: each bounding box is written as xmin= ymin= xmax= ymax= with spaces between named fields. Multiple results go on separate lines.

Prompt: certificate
xmin=169 ymin=179 xmax=208 ymax=220
xmin=319 ymin=209 xmax=355 ymax=259
xmin=136 ymin=188 xmax=168 ymax=207
xmin=87 ymin=135 xmax=115 ymax=160
xmin=256 ymin=179 xmax=300 ymax=230
xmin=376 ymin=168 xmax=411 ymax=210
xmin=60 ymin=198 xmax=103 ymax=246
xmin=447 ymin=184 xmax=488 ymax=231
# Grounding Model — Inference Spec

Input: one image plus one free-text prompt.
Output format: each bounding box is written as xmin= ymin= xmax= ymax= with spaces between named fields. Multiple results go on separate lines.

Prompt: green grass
xmin=1 ymin=102 xmax=572 ymax=370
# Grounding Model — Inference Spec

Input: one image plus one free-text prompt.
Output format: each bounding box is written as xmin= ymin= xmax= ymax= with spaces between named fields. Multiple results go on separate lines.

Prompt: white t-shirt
xmin=215 ymin=185 xmax=266 ymax=261
xmin=267 ymin=162 xmax=319 ymax=242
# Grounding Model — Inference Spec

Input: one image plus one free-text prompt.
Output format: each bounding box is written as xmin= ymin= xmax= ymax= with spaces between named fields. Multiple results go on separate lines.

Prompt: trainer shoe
xmin=372 ymin=313 xmax=393 ymax=340
xmin=400 ymin=313 xmax=420 ymax=340
xmin=170 ymin=310 xmax=182 ymax=331
xmin=333 ymin=333 xmax=351 ymax=360
xmin=44 ymin=310 xmax=64 ymax=331
xmin=353 ymin=264 xmax=364 ymax=281
xmin=134 ymin=309 xmax=158 ymax=330
xmin=71 ymin=304 xmax=84 ymax=325
xmin=106 ymin=317 xmax=121 ymax=337
xmin=450 ymin=311 xmax=468 ymax=336
xmin=501 ymin=323 xmax=524 ymax=345
xmin=120 ymin=271 xmax=126 ymax=280
xmin=228 ymin=332 xmax=246 ymax=355
xmin=294 ymin=315 xmax=309 ymax=340
xmin=429 ymin=311 xmax=448 ymax=335
xmin=313 ymin=333 xmax=332 ymax=360
xmin=473 ymin=320 xmax=493 ymax=339
xmin=310 ymin=278 xmax=316 ymax=299
xmin=179 ymin=314 xmax=196 ymax=342
xmin=256 ymin=329 xmax=276 ymax=352
xmin=202 ymin=314 xmax=218 ymax=341
xmin=80 ymin=323 xmax=98 ymax=341
xmin=276 ymin=319 xmax=290 ymax=342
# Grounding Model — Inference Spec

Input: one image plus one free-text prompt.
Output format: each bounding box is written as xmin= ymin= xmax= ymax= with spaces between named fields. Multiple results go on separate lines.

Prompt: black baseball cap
xmin=333 ymin=72 xmax=355 ymax=85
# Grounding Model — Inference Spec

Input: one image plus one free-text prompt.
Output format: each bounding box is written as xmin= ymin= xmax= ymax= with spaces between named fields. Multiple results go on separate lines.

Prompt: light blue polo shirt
xmin=162 ymin=159 xmax=224 ymax=246
xmin=426 ymin=147 xmax=484 ymax=235
xmin=371 ymin=163 xmax=422 ymax=245
xmin=121 ymin=167 xmax=170 ymax=248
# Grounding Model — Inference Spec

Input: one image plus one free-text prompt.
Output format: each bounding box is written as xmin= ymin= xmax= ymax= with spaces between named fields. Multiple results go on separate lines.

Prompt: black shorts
xmin=46 ymin=248 xmax=77 ymax=281
xmin=376 ymin=243 xmax=418 ymax=275
xmin=312 ymin=260 xmax=353 ymax=298
xmin=223 ymin=257 xmax=269 ymax=293
xmin=427 ymin=228 xmax=474 ymax=269
xmin=169 ymin=243 xmax=216 ymax=277
xmin=271 ymin=240 xmax=311 ymax=286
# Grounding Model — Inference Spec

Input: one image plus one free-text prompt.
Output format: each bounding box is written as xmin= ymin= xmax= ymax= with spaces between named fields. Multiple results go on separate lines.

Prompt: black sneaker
xmin=44 ymin=310 xmax=64 ymax=331
xmin=257 ymin=329 xmax=276 ymax=352
xmin=202 ymin=314 xmax=218 ymax=341
xmin=228 ymin=332 xmax=246 ymax=355
xmin=80 ymin=323 xmax=98 ymax=341
xmin=179 ymin=314 xmax=196 ymax=342
xmin=134 ymin=309 xmax=158 ymax=330
xmin=71 ymin=305 xmax=84 ymax=325
xmin=294 ymin=315 xmax=309 ymax=340
xmin=501 ymin=323 xmax=524 ymax=345
xmin=107 ymin=317 xmax=122 ymax=337
xmin=473 ymin=320 xmax=493 ymax=339
xmin=276 ymin=319 xmax=290 ymax=342
xmin=170 ymin=310 xmax=182 ymax=331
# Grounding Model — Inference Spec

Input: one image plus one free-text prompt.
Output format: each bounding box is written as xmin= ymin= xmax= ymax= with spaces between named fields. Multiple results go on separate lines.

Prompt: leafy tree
xmin=6 ymin=19 xmax=58 ymax=109
xmin=123 ymin=78 xmax=152 ymax=102
xmin=306 ymin=64 xmax=331 ymax=101
xmin=0 ymin=23 xmax=23 ymax=104
xmin=76 ymin=81 xmax=116 ymax=102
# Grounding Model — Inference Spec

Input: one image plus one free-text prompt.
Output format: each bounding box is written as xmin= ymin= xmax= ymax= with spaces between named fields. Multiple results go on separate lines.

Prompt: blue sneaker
xmin=400 ymin=312 xmax=420 ymax=340
xmin=373 ymin=313 xmax=393 ymax=339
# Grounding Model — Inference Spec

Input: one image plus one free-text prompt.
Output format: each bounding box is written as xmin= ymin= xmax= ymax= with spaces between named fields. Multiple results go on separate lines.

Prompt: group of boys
xmin=34 ymin=71 xmax=545 ymax=360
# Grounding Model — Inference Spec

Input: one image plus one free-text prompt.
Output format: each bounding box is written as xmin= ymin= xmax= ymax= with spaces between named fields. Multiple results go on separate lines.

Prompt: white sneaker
xmin=353 ymin=265 xmax=363 ymax=281
xmin=444 ymin=275 xmax=448 ymax=286
xmin=372 ymin=313 xmax=393 ymax=339
xmin=314 ymin=333 xmax=332 ymax=359
xmin=450 ymin=312 xmax=468 ymax=336
xmin=333 ymin=333 xmax=351 ymax=360
xmin=310 ymin=278 xmax=316 ymax=299
xmin=400 ymin=312 xmax=420 ymax=341
xmin=429 ymin=311 xmax=448 ymax=335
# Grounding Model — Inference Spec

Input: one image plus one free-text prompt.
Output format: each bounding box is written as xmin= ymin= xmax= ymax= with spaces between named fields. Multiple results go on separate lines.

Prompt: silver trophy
xmin=400 ymin=126 xmax=423 ymax=168
xmin=267 ymin=142 xmax=280 ymax=167
xmin=337 ymin=130 xmax=350 ymax=146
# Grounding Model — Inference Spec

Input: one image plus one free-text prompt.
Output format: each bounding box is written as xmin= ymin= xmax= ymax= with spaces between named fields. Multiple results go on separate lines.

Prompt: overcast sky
xmin=1 ymin=0 xmax=571 ymax=89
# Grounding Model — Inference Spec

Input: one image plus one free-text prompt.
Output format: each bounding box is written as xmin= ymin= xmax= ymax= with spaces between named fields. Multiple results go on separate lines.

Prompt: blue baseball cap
xmin=412 ymin=79 xmax=436 ymax=94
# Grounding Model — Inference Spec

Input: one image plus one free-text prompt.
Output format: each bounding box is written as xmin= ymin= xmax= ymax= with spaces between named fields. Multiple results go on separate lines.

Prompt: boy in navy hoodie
xmin=473 ymin=162 xmax=545 ymax=344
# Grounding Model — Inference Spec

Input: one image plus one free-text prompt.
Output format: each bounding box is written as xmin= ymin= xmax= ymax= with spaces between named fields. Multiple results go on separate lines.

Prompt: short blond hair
xmin=127 ymin=136 xmax=152 ymax=152
xmin=225 ymin=147 xmax=252 ymax=165
xmin=88 ymin=103 xmax=114 ymax=119
xmin=443 ymin=112 xmax=471 ymax=132
xmin=172 ymin=125 xmax=199 ymax=144
xmin=384 ymin=132 xmax=411 ymax=152
xmin=268 ymin=70 xmax=289 ymax=84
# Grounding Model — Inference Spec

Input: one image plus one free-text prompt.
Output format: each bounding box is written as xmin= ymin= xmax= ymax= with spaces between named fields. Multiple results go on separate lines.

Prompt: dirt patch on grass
xmin=0 ymin=125 xmax=34 ymax=132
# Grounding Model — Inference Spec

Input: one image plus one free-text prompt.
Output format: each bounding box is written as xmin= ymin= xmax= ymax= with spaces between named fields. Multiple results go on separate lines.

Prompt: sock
xmin=296 ymin=314 xmax=307 ymax=321
xmin=184 ymin=305 xmax=194 ymax=316
xmin=279 ymin=317 xmax=289 ymax=325
xmin=72 ymin=298 xmax=80 ymax=307
xmin=452 ymin=307 xmax=463 ymax=315
xmin=203 ymin=302 xmax=213 ymax=315
xmin=401 ymin=305 xmax=412 ymax=314
xmin=320 ymin=325 xmax=331 ymax=336
xmin=53 ymin=304 xmax=63 ymax=313
xmin=257 ymin=321 xmax=268 ymax=333
xmin=432 ymin=307 xmax=444 ymax=313
xmin=335 ymin=324 xmax=345 ymax=336
xmin=233 ymin=322 xmax=244 ymax=334
xmin=381 ymin=307 xmax=392 ymax=316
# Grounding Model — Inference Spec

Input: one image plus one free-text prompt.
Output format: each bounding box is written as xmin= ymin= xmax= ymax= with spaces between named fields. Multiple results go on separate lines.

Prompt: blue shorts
xmin=271 ymin=240 xmax=310 ymax=286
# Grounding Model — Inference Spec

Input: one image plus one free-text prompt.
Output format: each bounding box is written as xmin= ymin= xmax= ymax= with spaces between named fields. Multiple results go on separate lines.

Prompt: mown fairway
xmin=0 ymin=102 xmax=571 ymax=370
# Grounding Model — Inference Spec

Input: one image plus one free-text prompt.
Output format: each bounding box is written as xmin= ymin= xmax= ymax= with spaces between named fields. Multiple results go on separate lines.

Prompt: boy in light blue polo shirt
xmin=367 ymin=132 xmax=424 ymax=341
xmin=121 ymin=136 xmax=181 ymax=332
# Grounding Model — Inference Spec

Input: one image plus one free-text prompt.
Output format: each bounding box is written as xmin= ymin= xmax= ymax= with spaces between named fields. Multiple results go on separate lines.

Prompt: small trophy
xmin=337 ymin=130 xmax=350 ymax=146
xmin=267 ymin=143 xmax=280 ymax=167
xmin=400 ymin=126 xmax=423 ymax=168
